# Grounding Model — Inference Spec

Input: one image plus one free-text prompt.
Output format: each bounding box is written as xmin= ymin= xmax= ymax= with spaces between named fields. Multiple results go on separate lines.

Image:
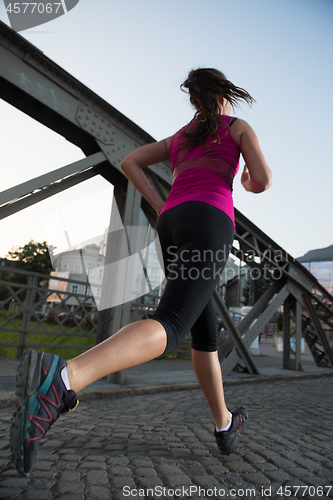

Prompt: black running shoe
xmin=214 ymin=407 xmax=248 ymax=455
xmin=10 ymin=349 xmax=78 ymax=476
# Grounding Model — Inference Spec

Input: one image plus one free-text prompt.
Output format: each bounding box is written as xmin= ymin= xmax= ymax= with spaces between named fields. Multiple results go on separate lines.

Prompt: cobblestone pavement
xmin=0 ymin=376 xmax=332 ymax=500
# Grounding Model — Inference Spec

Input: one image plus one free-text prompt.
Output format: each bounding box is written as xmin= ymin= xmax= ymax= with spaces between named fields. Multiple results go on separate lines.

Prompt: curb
xmin=1 ymin=369 xmax=333 ymax=409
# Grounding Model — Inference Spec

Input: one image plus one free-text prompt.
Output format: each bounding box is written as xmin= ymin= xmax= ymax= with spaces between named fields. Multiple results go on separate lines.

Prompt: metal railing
xmin=0 ymin=266 xmax=98 ymax=358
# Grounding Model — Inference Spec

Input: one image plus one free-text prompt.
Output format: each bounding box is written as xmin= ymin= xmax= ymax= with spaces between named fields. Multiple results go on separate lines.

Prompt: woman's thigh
xmin=154 ymin=202 xmax=234 ymax=352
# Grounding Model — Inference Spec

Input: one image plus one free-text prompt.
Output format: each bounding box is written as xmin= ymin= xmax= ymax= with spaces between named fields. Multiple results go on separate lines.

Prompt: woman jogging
xmin=10 ymin=68 xmax=271 ymax=477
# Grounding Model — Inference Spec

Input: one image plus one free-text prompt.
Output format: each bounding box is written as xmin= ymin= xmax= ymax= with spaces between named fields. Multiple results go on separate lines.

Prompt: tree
xmin=0 ymin=241 xmax=54 ymax=306
xmin=8 ymin=240 xmax=54 ymax=275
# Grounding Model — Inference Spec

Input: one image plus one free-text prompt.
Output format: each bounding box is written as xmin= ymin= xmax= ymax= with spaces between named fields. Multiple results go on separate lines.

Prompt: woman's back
xmin=159 ymin=115 xmax=240 ymax=224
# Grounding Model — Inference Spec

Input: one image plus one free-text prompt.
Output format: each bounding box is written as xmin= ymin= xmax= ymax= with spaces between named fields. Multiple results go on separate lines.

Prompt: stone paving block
xmin=135 ymin=476 xmax=164 ymax=488
xmin=29 ymin=470 xmax=57 ymax=479
xmin=304 ymin=476 xmax=332 ymax=486
xmin=55 ymin=461 xmax=78 ymax=471
xmin=86 ymin=485 xmax=112 ymax=499
xmin=54 ymin=494 xmax=84 ymax=500
xmin=85 ymin=469 xmax=109 ymax=486
xmin=270 ymin=456 xmax=296 ymax=468
xmin=110 ymin=475 xmax=136 ymax=488
xmin=163 ymin=473 xmax=193 ymax=487
xmin=134 ymin=466 xmax=157 ymax=477
xmin=189 ymin=448 xmax=210 ymax=456
xmin=60 ymin=453 xmax=82 ymax=461
xmin=288 ymin=466 xmax=314 ymax=478
xmin=80 ymin=460 xmax=106 ymax=470
xmin=107 ymin=465 xmax=132 ymax=475
xmin=0 ymin=487 xmax=22 ymax=499
xmin=28 ymin=476 xmax=56 ymax=490
xmin=156 ymin=464 xmax=184 ymax=476
xmin=265 ymin=469 xmax=293 ymax=483
xmin=295 ymin=457 xmax=325 ymax=470
xmin=205 ymin=464 xmax=230 ymax=475
xmin=54 ymin=471 xmax=84 ymax=495
xmin=190 ymin=474 xmax=220 ymax=486
xmin=223 ymin=473 xmax=246 ymax=487
xmin=253 ymin=461 xmax=278 ymax=472
xmin=170 ymin=448 xmax=193 ymax=460
xmin=241 ymin=451 xmax=266 ymax=464
xmin=0 ymin=477 xmax=29 ymax=488
xmin=82 ymin=455 xmax=106 ymax=463
xmin=20 ymin=490 xmax=53 ymax=500
xmin=304 ymin=451 xmax=327 ymax=462
xmin=240 ymin=472 xmax=271 ymax=487
xmin=107 ymin=456 xmax=130 ymax=466
xmin=227 ymin=461 xmax=257 ymax=473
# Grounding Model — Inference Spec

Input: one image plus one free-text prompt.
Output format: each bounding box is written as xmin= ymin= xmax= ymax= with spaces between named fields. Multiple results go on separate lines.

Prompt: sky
xmin=0 ymin=0 xmax=332 ymax=261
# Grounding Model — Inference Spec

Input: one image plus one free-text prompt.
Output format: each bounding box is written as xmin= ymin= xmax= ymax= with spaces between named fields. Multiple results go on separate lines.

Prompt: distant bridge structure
xmin=0 ymin=21 xmax=332 ymax=376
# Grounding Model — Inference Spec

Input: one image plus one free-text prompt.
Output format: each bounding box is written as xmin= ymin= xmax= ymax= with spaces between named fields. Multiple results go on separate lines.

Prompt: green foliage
xmin=0 ymin=311 xmax=95 ymax=359
xmin=0 ymin=240 xmax=54 ymax=306
xmin=8 ymin=240 xmax=54 ymax=275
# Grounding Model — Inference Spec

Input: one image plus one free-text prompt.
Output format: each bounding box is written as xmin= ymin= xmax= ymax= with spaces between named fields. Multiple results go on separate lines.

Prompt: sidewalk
xmin=0 ymin=338 xmax=331 ymax=394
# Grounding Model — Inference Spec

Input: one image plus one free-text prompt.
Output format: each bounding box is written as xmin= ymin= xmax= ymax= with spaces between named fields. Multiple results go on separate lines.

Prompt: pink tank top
xmin=159 ymin=115 xmax=240 ymax=225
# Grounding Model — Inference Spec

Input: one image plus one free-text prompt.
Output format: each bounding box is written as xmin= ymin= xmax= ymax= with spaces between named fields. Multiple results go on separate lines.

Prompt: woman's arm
xmin=231 ymin=119 xmax=272 ymax=193
xmin=120 ymin=137 xmax=172 ymax=215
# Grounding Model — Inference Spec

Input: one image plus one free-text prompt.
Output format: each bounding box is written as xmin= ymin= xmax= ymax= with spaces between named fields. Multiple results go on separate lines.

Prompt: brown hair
xmin=180 ymin=68 xmax=255 ymax=149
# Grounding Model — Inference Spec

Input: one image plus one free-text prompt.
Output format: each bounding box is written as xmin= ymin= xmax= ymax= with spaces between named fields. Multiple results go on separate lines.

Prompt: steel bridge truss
xmin=1 ymin=21 xmax=332 ymax=375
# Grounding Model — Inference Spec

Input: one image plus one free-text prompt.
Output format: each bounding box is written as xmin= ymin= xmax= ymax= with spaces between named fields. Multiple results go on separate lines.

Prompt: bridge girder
xmin=1 ymin=21 xmax=332 ymax=374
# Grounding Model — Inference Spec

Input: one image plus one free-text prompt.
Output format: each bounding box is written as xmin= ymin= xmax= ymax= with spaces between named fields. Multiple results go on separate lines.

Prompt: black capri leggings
xmin=153 ymin=201 xmax=234 ymax=353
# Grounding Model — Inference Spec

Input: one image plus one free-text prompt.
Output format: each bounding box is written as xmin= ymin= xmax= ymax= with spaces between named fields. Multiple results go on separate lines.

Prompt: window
xmin=71 ymin=285 xmax=78 ymax=294
xmin=74 ymin=265 xmax=81 ymax=275
xmin=98 ymin=268 xmax=103 ymax=279
xmin=63 ymin=265 xmax=68 ymax=271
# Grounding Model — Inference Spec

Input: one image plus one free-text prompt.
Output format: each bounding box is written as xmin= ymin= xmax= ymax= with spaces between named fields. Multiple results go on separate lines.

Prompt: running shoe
xmin=214 ymin=406 xmax=248 ymax=455
xmin=10 ymin=349 xmax=78 ymax=476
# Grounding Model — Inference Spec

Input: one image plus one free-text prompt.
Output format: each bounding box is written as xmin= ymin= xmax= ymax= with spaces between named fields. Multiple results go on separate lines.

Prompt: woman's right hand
xmin=240 ymin=166 xmax=251 ymax=191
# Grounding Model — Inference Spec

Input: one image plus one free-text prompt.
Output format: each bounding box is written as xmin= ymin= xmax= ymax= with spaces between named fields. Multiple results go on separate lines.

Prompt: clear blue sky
xmin=0 ymin=0 xmax=332 ymax=259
